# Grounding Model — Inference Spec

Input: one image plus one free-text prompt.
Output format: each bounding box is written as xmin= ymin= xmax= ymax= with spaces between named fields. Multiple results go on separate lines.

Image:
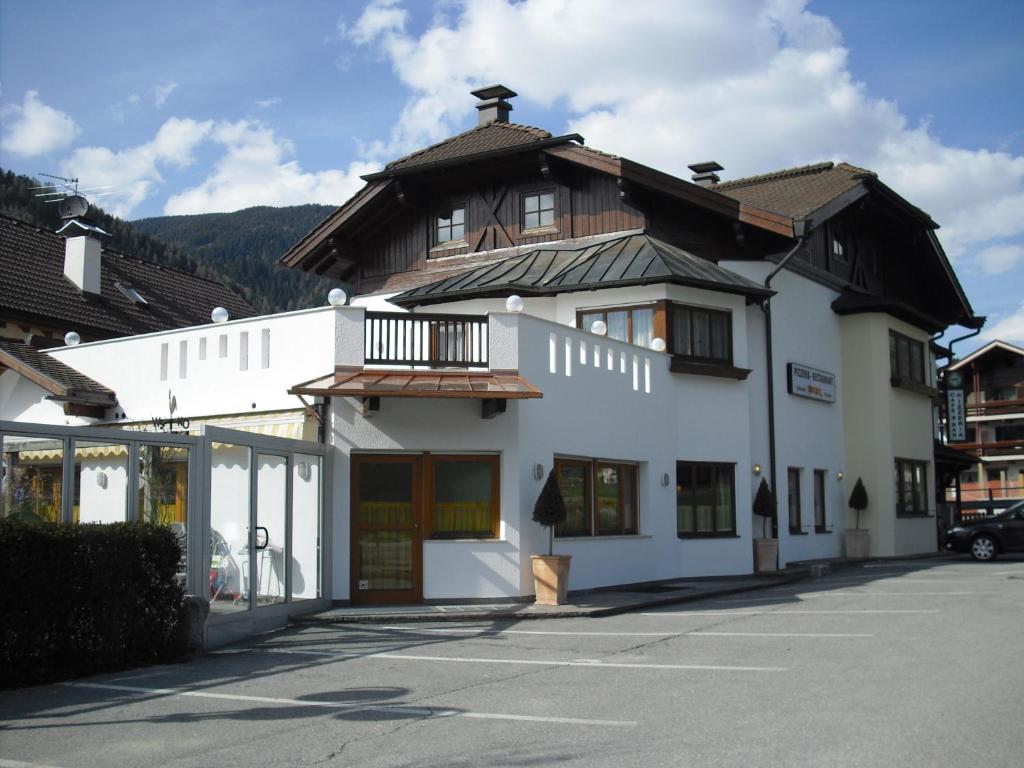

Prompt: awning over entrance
xmin=290 ymin=368 xmax=542 ymax=400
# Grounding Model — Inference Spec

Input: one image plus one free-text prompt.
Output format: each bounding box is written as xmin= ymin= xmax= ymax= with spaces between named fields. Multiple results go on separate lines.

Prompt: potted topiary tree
xmin=531 ymin=468 xmax=571 ymax=605
xmin=752 ymin=478 xmax=778 ymax=572
xmin=845 ymin=477 xmax=870 ymax=559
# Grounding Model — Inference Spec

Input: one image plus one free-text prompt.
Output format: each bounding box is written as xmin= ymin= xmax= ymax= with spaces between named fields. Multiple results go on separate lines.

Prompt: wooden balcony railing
xmin=948 ymin=438 xmax=1024 ymax=457
xmin=364 ymin=312 xmax=488 ymax=368
xmin=966 ymin=397 xmax=1024 ymax=418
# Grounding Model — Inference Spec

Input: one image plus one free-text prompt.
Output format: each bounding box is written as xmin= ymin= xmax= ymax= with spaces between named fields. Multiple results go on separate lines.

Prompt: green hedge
xmin=0 ymin=519 xmax=187 ymax=688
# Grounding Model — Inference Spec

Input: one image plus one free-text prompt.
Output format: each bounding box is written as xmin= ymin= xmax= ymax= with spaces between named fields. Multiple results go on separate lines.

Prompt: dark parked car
xmin=944 ymin=499 xmax=1024 ymax=561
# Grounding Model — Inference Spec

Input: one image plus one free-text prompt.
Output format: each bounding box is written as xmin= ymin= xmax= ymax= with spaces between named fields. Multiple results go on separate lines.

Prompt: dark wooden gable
xmin=353 ymin=155 xmax=647 ymax=293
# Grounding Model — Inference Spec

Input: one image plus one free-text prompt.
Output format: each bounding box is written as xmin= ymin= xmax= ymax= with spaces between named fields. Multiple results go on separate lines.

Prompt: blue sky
xmin=1 ymin=0 xmax=1022 ymax=348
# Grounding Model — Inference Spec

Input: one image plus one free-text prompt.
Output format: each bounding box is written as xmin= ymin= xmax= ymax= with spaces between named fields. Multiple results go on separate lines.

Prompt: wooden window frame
xmin=813 ymin=469 xmax=828 ymax=533
xmin=576 ymin=303 xmax=660 ymax=348
xmin=889 ymin=330 xmax=926 ymax=387
xmin=676 ymin=461 xmax=736 ymax=538
xmin=667 ymin=302 xmax=733 ymax=365
xmin=520 ymin=189 xmax=557 ymax=234
xmin=554 ymin=457 xmax=639 ymax=538
xmin=831 ymin=224 xmax=848 ymax=264
xmin=894 ymin=458 xmax=929 ymax=517
xmin=433 ymin=203 xmax=467 ymax=248
xmin=425 ymin=454 xmax=500 ymax=539
xmin=787 ymin=467 xmax=803 ymax=534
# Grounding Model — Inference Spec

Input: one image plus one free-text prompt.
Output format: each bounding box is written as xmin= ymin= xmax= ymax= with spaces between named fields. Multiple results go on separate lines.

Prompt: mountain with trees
xmin=0 ymin=169 xmax=341 ymax=314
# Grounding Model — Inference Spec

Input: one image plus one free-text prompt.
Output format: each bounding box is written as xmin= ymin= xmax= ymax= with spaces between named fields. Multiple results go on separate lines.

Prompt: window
xmin=895 ymin=459 xmax=929 ymax=516
xmin=522 ymin=191 xmax=555 ymax=230
xmin=669 ymin=304 xmax=732 ymax=364
xmin=555 ymin=458 xmax=638 ymax=537
xmin=436 ymin=206 xmax=465 ymax=245
xmin=787 ymin=468 xmax=802 ymax=533
xmin=889 ymin=330 xmax=926 ymax=386
xmin=813 ymin=469 xmax=828 ymax=533
xmin=428 ymin=455 xmax=499 ymax=538
xmin=832 ymin=235 xmax=846 ymax=262
xmin=676 ymin=462 xmax=735 ymax=536
xmin=577 ymin=306 xmax=654 ymax=348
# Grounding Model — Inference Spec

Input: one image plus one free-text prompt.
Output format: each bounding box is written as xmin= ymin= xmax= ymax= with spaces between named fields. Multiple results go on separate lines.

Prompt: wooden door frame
xmin=350 ymin=454 xmax=423 ymax=605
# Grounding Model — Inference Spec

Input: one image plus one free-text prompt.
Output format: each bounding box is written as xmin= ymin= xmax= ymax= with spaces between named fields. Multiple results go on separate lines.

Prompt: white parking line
xmin=716 ymin=591 xmax=981 ymax=603
xmin=61 ymin=681 xmax=636 ymax=728
xmin=0 ymin=760 xmax=69 ymax=768
xmin=641 ymin=609 xmax=940 ymax=616
xmin=266 ymin=648 xmax=786 ymax=672
xmin=379 ymin=626 xmax=871 ymax=639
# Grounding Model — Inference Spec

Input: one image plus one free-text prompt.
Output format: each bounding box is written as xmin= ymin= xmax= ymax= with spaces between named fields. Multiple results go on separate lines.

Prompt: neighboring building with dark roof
xmin=0 ymin=213 xmax=256 ymax=343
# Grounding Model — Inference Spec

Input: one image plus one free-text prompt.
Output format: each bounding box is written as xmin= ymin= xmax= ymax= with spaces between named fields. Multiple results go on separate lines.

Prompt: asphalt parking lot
xmin=2 ymin=555 xmax=1023 ymax=768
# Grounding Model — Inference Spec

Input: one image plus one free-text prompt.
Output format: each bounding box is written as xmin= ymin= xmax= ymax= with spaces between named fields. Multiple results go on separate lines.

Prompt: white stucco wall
xmin=0 ymin=371 xmax=91 ymax=426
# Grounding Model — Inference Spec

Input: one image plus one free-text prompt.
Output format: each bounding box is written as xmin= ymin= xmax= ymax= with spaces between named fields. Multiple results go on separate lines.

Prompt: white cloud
xmin=980 ymin=303 xmax=1024 ymax=345
xmin=61 ymin=117 xmax=213 ymax=216
xmin=164 ymin=119 xmax=375 ymax=215
xmin=255 ymin=97 xmax=282 ymax=109
xmin=153 ymin=81 xmax=178 ymax=108
xmin=348 ymin=0 xmax=1024 ymax=261
xmin=973 ymin=243 xmax=1024 ymax=275
xmin=1 ymin=90 xmax=79 ymax=157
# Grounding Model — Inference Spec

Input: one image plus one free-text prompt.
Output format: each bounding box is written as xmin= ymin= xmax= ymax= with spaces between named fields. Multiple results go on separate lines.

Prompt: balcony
xmin=966 ymin=397 xmax=1024 ymax=419
xmin=364 ymin=311 xmax=488 ymax=368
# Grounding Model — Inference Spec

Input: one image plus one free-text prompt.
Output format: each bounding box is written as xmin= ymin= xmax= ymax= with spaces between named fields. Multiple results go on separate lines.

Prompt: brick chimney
xmin=471 ymin=85 xmax=516 ymax=126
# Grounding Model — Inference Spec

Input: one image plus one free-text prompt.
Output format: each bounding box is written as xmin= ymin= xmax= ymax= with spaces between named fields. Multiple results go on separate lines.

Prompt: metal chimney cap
xmin=687 ymin=161 xmax=724 ymax=174
xmin=56 ymin=219 xmax=111 ymax=238
xmin=470 ymin=84 xmax=517 ymax=101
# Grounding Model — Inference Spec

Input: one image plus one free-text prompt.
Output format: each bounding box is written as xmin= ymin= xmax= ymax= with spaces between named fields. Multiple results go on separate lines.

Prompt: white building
xmin=1 ymin=87 xmax=981 ymax=628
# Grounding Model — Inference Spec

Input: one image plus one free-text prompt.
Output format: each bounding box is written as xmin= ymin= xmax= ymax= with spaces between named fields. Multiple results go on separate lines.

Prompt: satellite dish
xmin=58 ymin=195 xmax=90 ymax=219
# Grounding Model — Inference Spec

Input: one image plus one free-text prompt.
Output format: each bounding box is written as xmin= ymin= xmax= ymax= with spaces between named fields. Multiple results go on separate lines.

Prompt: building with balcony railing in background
xmin=945 ymin=340 xmax=1024 ymax=516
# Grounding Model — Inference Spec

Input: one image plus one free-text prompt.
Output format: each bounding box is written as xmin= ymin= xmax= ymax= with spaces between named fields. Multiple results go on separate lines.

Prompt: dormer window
xmin=436 ymin=206 xmax=465 ymax=245
xmin=522 ymin=191 xmax=555 ymax=231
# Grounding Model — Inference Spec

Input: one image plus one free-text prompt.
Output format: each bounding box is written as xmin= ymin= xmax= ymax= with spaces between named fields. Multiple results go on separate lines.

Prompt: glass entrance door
xmin=351 ymin=455 xmax=422 ymax=604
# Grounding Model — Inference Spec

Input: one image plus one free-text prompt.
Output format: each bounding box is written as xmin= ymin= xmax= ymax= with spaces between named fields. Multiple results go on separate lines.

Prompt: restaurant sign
xmin=787 ymin=362 xmax=836 ymax=403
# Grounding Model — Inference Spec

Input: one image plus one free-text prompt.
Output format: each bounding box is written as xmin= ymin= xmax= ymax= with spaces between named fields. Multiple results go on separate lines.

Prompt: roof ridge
xmin=384 ymin=121 xmax=551 ymax=170
xmin=835 ymin=161 xmax=877 ymax=178
xmin=714 ymin=161 xmax=836 ymax=190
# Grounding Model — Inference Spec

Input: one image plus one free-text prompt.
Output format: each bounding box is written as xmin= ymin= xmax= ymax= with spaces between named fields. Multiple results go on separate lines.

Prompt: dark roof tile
xmin=384 ymin=122 xmax=552 ymax=171
xmin=712 ymin=161 xmax=869 ymax=219
xmin=0 ymin=215 xmax=256 ymax=338
xmin=0 ymin=337 xmax=114 ymax=401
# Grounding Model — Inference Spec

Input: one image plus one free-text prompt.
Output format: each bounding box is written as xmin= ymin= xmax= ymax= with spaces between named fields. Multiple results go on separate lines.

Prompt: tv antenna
xmin=29 ymin=172 xmax=116 ymax=218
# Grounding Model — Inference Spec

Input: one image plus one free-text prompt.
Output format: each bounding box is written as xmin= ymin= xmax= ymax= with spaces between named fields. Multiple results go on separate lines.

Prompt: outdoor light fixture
xmin=753 ymin=463 xmax=762 ymax=475
xmin=837 ymin=471 xmax=844 ymax=481
xmin=591 ymin=320 xmax=607 ymax=336
xmin=211 ymin=306 xmax=229 ymax=323
xmin=661 ymin=472 xmax=670 ymax=487
xmin=96 ymin=471 xmax=108 ymax=489
xmin=64 ymin=331 xmax=80 ymax=346
xmin=327 ymin=288 xmax=348 ymax=307
xmin=297 ymin=461 xmax=311 ymax=481
xmin=506 ymin=295 xmax=524 ymax=313
xmin=651 ymin=337 xmax=666 ymax=352
xmin=533 ymin=462 xmax=544 ymax=481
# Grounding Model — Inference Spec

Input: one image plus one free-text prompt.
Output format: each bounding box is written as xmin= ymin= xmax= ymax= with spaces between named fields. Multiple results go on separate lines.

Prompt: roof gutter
xmin=760 ymin=220 xmax=808 ymax=557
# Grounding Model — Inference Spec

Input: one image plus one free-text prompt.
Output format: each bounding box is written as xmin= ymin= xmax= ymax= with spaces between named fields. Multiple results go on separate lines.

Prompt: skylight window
xmin=114 ymin=281 xmax=148 ymax=305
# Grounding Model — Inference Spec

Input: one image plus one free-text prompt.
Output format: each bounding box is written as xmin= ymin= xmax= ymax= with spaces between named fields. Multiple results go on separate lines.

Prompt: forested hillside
xmin=134 ymin=205 xmax=338 ymax=313
xmin=0 ymin=169 xmax=341 ymax=314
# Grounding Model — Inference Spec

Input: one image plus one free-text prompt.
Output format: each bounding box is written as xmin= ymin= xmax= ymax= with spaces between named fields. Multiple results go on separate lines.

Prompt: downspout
xmin=761 ymin=219 xmax=807 ymax=545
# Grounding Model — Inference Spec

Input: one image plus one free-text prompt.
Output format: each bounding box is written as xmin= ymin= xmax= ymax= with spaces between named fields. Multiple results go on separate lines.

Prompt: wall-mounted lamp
xmin=836 ymin=471 xmax=844 ymax=481
xmin=661 ymin=472 xmax=670 ymax=487
xmin=297 ymin=461 xmax=311 ymax=482
xmin=506 ymin=295 xmax=524 ymax=313
xmin=533 ymin=463 xmax=545 ymax=481
xmin=753 ymin=464 xmax=762 ymax=476
xmin=96 ymin=471 xmax=108 ymax=489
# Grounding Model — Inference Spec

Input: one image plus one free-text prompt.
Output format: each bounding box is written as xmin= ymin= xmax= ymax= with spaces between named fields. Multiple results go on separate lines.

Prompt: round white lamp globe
xmin=327 ymin=287 xmax=348 ymax=307
xmin=211 ymin=306 xmax=229 ymax=324
xmin=505 ymin=295 xmax=524 ymax=313
xmin=64 ymin=331 xmax=81 ymax=346
xmin=591 ymin=320 xmax=607 ymax=336
xmin=650 ymin=337 xmax=667 ymax=352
